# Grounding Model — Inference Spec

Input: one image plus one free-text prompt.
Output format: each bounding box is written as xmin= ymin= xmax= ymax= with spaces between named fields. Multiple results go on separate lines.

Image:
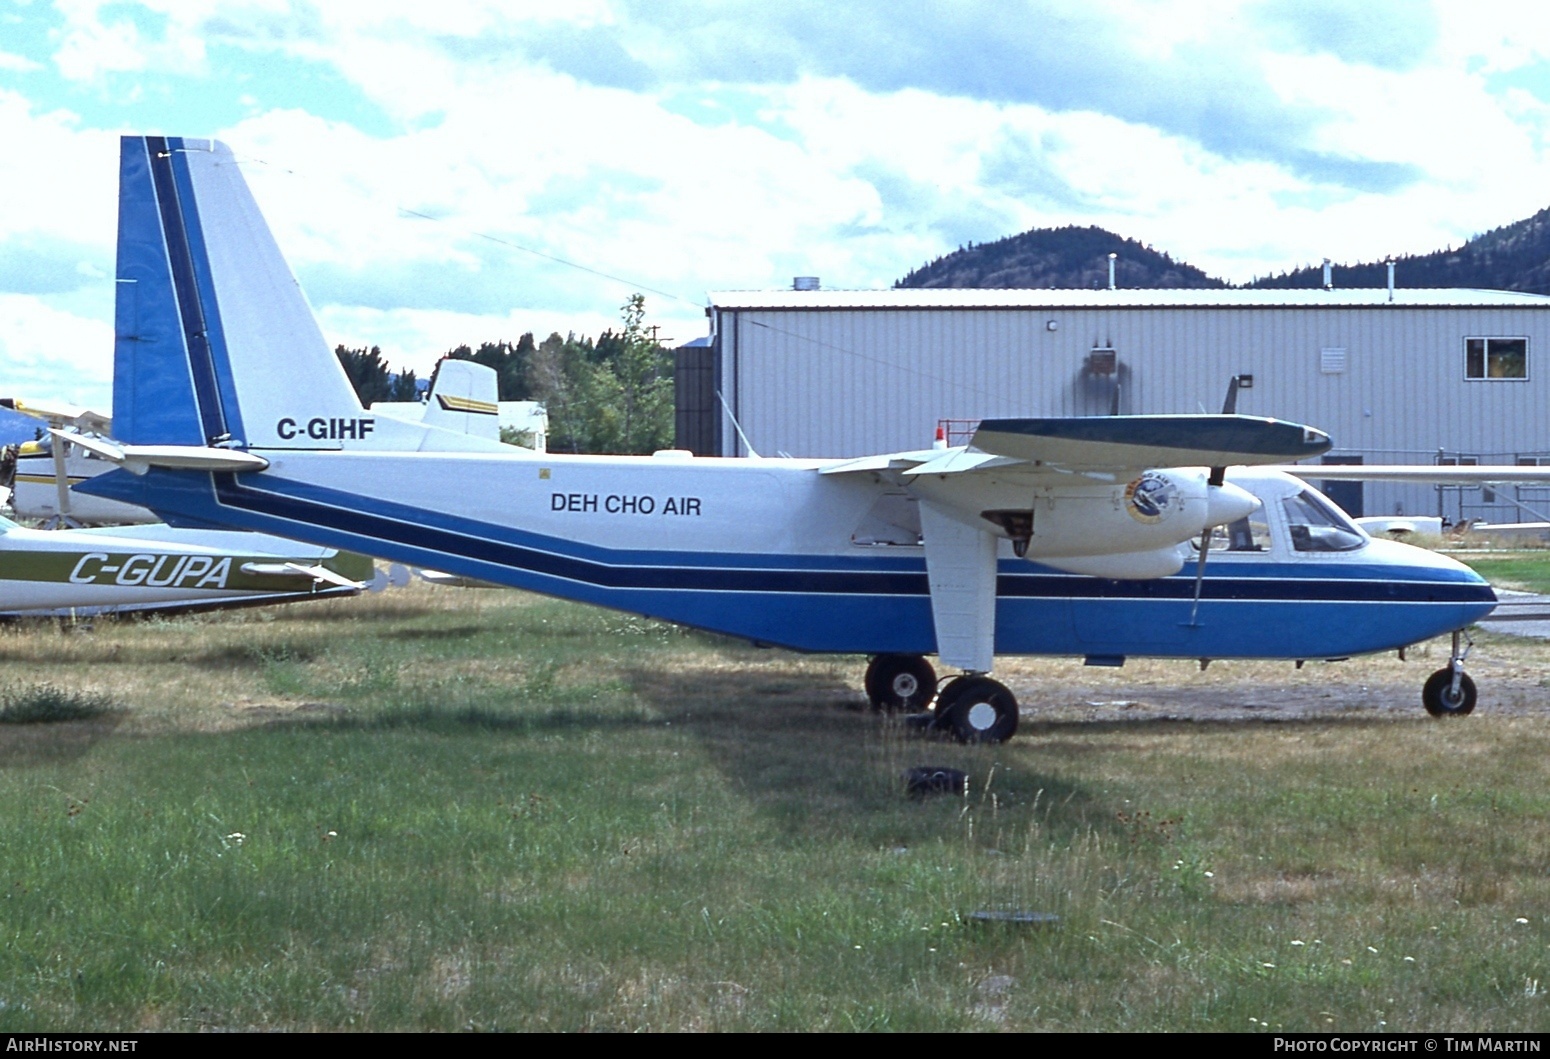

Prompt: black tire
xmin=936 ymin=676 xmax=1019 ymax=743
xmin=865 ymin=654 xmax=937 ymax=712
xmin=1423 ymin=668 xmax=1476 ymax=717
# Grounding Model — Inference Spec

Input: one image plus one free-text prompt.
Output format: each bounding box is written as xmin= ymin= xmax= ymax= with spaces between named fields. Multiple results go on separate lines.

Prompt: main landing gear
xmin=864 ymin=655 xmax=1020 ymax=743
xmin=934 ymin=675 xmax=1020 ymax=743
xmin=864 ymin=654 xmax=937 ymax=713
xmin=1422 ymin=628 xmax=1477 ymax=718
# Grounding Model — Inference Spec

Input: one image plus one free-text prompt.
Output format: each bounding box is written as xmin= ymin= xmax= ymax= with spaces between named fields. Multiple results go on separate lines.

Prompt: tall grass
xmin=0 ymin=682 xmax=119 ymax=723
xmin=0 ymin=584 xmax=1546 ymax=1030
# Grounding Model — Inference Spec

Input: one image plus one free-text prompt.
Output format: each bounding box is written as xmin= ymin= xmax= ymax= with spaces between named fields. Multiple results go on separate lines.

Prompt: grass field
xmin=1454 ymin=551 xmax=1550 ymax=595
xmin=2 ymin=581 xmax=1550 ymax=1031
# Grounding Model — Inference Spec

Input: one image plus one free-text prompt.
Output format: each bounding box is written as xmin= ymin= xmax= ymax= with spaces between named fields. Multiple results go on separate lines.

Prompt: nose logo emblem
xmin=1125 ymin=472 xmax=1180 ymax=524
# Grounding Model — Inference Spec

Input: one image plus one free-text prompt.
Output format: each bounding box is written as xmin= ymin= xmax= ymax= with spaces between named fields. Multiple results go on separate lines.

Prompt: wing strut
xmin=919 ymin=503 xmax=998 ymax=673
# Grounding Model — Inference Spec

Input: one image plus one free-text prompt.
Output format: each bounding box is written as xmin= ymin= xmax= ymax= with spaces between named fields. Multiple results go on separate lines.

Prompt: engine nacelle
xmin=909 ymin=469 xmax=1257 ymax=559
xmin=1038 ymin=546 xmax=1186 ymax=580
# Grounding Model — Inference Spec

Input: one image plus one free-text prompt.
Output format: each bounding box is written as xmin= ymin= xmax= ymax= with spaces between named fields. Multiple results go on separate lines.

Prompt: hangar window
xmin=1465 ymin=337 xmax=1527 ymax=380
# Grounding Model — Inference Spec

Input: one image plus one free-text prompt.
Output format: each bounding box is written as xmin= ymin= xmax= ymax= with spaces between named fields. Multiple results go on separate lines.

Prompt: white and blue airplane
xmin=74 ymin=136 xmax=1498 ymax=741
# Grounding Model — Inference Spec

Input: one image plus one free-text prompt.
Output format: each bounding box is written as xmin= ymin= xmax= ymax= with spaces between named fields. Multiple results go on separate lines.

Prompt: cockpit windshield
xmin=1195 ymin=516 xmax=1272 ymax=553
xmin=1282 ymin=490 xmax=1366 ymax=552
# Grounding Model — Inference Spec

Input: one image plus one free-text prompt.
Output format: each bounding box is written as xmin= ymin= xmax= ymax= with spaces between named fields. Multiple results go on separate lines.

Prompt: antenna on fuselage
xmin=716 ymin=390 xmax=761 ymax=459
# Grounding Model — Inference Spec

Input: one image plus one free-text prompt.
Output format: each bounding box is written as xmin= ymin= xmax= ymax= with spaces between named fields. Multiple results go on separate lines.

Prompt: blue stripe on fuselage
xmin=78 ymin=465 xmax=1496 ymax=658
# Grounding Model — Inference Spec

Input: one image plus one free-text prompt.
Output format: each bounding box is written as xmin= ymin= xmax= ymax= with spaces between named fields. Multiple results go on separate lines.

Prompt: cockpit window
xmin=1194 ymin=517 xmax=1271 ymax=553
xmin=1282 ymin=490 xmax=1366 ymax=552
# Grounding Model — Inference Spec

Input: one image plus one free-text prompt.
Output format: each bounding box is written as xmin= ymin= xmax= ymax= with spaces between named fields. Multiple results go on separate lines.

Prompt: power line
xmin=230 ymin=151 xmax=704 ymax=310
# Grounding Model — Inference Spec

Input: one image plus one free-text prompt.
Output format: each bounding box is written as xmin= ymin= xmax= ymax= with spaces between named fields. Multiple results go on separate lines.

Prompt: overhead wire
xmin=228 ymin=150 xmax=704 ymax=309
xmin=229 ymin=149 xmax=991 ymax=396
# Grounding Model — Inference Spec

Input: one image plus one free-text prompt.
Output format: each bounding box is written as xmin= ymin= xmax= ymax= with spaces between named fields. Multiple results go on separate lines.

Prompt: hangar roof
xmin=707 ymin=288 xmax=1550 ymax=310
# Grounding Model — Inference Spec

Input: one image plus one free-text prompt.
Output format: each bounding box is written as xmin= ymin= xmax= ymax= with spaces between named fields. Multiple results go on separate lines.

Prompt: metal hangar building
xmin=676 ymin=286 xmax=1550 ymax=523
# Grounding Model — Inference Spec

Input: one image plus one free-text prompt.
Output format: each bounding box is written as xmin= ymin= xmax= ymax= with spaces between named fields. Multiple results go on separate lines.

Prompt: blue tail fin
xmin=113 ymin=136 xmax=231 ymax=446
xmin=110 ymin=136 xmax=505 ymax=455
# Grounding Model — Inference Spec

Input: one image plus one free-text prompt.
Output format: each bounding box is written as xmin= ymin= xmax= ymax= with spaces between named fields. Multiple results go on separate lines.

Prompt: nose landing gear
xmin=1422 ymin=628 xmax=1477 ymax=717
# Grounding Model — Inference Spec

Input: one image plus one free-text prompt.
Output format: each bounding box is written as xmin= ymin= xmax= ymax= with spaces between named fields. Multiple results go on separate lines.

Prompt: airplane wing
xmin=824 ymin=415 xmax=1331 ymax=482
xmin=969 ymin=415 xmax=1332 ymax=472
xmin=1276 ymin=464 xmax=1550 ymax=485
xmin=822 ymin=414 xmax=1331 ymax=673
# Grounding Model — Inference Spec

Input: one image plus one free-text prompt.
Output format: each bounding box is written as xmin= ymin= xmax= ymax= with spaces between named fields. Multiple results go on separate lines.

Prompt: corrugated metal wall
xmin=712 ymin=304 xmax=1550 ymax=520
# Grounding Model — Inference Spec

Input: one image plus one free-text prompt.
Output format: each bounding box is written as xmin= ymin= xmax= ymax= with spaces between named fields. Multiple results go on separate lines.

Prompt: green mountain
xmin=896 ymin=208 xmax=1550 ymax=294
xmin=1248 ymin=207 xmax=1550 ymax=293
xmin=895 ymin=225 xmax=1225 ymax=289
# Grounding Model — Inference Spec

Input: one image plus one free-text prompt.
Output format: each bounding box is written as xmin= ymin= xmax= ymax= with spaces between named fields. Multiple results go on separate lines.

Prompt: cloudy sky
xmin=5 ymin=0 xmax=1550 ymax=409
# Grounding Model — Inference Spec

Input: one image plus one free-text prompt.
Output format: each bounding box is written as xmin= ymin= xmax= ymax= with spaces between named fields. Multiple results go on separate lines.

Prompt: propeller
xmin=1187 ymin=377 xmax=1244 ymax=625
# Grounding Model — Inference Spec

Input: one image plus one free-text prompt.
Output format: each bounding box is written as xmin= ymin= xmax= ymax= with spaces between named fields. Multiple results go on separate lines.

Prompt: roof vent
xmin=1322 ymin=258 xmax=1333 ymax=290
xmin=793 ymin=276 xmax=820 ymax=291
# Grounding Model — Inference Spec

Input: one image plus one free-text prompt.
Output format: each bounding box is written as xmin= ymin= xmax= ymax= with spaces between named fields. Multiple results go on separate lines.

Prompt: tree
xmin=441 ymin=337 xmax=535 ymax=400
xmin=606 ymin=293 xmax=675 ymax=454
xmin=387 ymin=368 xmax=418 ymax=402
xmin=335 ymin=345 xmax=395 ymax=405
xmin=528 ymin=296 xmax=674 ymax=454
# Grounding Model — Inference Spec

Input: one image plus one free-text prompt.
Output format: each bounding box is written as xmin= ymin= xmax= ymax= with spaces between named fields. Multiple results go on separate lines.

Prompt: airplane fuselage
xmin=0 ymin=522 xmax=369 ymax=617
xmin=92 ymin=454 xmax=1495 ymax=662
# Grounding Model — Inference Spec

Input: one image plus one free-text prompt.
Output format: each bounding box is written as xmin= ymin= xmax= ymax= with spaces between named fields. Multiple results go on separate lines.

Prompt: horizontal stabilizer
xmin=239 ymin=561 xmax=362 ymax=589
xmin=1278 ymin=464 xmax=1550 ymax=486
xmin=53 ymin=430 xmax=269 ymax=475
xmin=973 ymin=415 xmax=1331 ymax=470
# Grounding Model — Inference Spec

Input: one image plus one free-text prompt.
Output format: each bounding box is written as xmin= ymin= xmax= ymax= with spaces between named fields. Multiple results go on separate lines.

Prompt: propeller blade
xmin=1209 ymin=377 xmax=1240 ymax=487
xmin=1222 ymin=376 xmax=1240 ymax=415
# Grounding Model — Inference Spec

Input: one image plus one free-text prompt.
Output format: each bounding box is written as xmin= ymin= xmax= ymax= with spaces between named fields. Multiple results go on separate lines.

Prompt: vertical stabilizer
xmin=109 ymin=136 xmax=507 ymax=455
xmin=422 ymin=360 xmax=501 ymax=441
xmin=113 ymin=137 xmax=211 ymax=446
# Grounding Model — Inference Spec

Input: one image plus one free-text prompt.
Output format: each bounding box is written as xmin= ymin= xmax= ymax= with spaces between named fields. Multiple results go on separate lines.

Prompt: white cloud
xmin=9 ymin=0 xmax=1550 ymax=412
xmin=0 ymin=50 xmax=43 ymax=73
xmin=0 ymin=294 xmax=114 ymax=409
xmin=314 ymin=303 xmax=693 ymax=379
xmin=50 ymin=0 xmax=210 ymax=82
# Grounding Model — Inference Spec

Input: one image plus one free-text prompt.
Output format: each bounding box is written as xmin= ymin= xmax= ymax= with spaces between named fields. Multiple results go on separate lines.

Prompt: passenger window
xmin=1282 ymin=490 xmax=1366 ymax=552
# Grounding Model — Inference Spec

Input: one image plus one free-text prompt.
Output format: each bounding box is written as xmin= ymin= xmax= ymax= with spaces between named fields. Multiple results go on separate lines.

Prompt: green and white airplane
xmin=0 ymin=517 xmax=372 ymax=618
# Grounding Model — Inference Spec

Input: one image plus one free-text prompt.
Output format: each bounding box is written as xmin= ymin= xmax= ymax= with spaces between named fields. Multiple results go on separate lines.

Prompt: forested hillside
xmin=1248 ymin=207 xmax=1550 ymax=293
xmin=897 ymin=207 xmax=1550 ymax=294
xmin=896 ymin=225 xmax=1225 ymax=289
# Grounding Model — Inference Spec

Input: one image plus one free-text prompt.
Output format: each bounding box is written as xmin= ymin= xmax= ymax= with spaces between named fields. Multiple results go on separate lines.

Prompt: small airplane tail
xmin=421 ymin=359 xmax=501 ymax=440
xmin=112 ymin=136 xmax=500 ymax=454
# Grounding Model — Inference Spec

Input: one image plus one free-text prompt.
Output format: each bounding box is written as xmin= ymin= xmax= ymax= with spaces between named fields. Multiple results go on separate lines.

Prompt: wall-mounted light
xmin=1046 ymin=320 xmax=1059 ymax=332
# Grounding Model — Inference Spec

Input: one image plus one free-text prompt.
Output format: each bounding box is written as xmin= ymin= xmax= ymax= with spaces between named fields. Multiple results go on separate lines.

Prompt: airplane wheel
xmin=1423 ymin=668 xmax=1476 ymax=717
xmin=936 ymin=676 xmax=1019 ymax=744
xmin=864 ymin=654 xmax=936 ymax=712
